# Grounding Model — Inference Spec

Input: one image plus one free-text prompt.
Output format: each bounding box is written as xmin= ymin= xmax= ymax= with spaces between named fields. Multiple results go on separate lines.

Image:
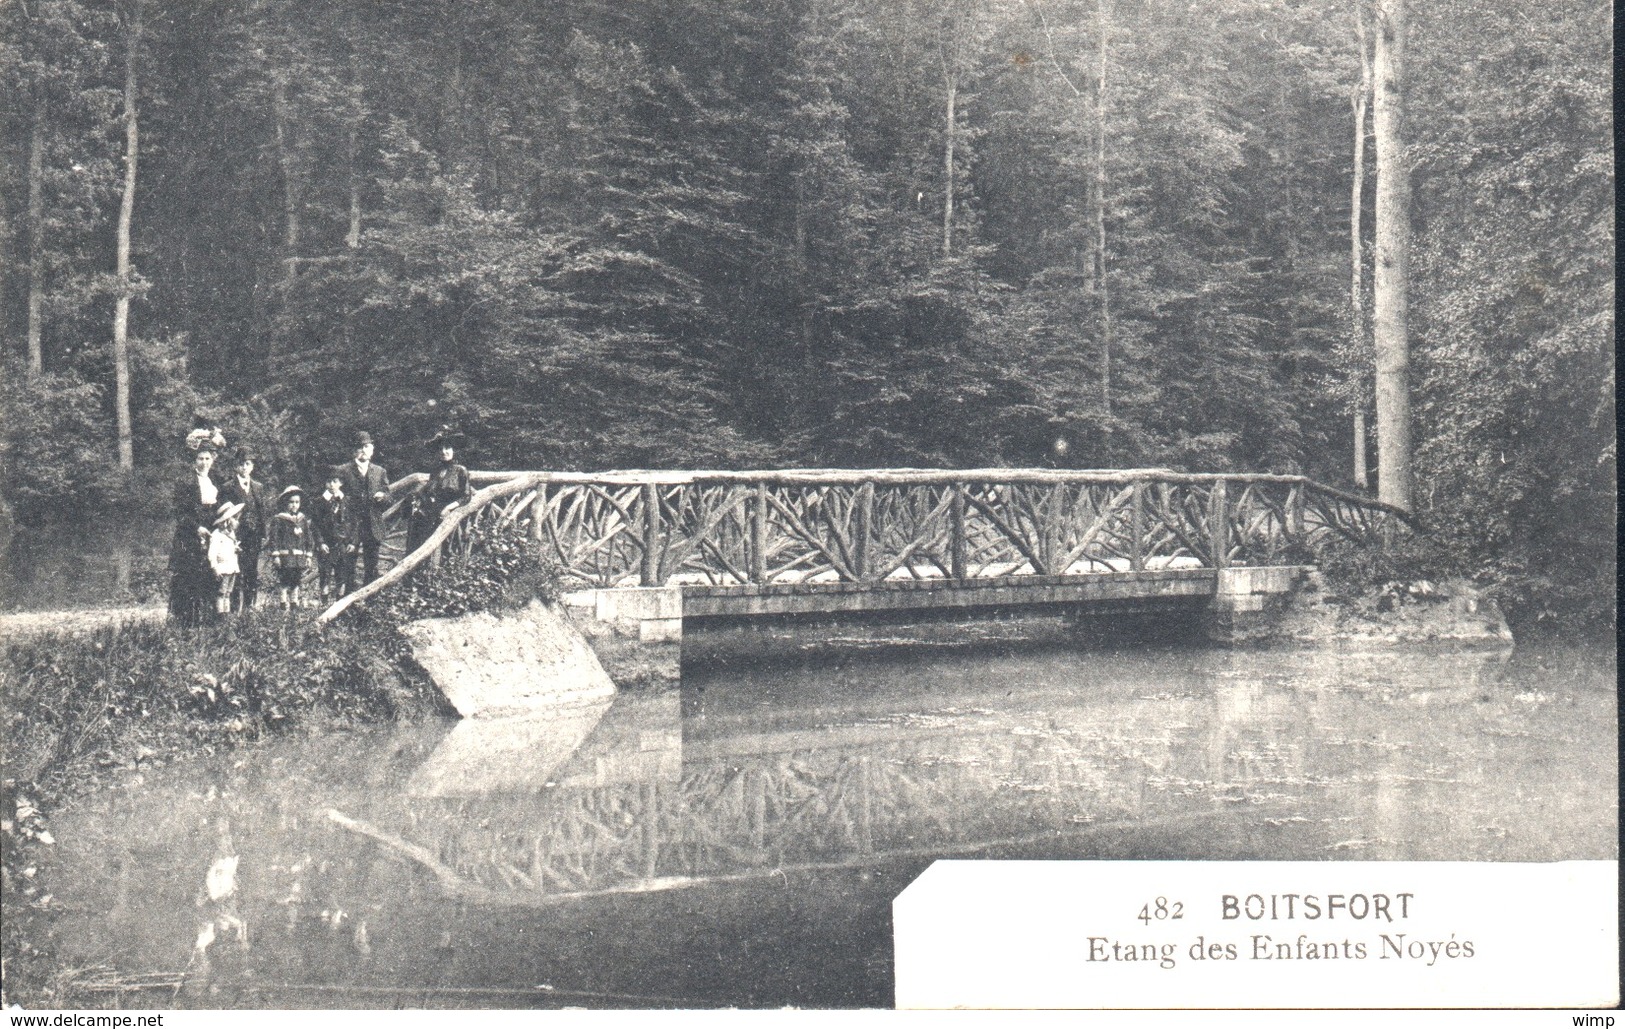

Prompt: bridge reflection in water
xmin=368 ymin=644 xmax=1537 ymax=905
xmin=45 ymin=639 xmax=1616 ymax=1008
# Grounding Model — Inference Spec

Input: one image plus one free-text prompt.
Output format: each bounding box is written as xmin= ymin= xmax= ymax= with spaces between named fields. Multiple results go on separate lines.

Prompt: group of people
xmin=167 ymin=422 xmax=472 ymax=626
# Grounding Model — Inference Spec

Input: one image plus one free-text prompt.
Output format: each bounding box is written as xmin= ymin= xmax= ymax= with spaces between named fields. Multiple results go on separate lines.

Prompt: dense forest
xmin=0 ymin=0 xmax=1613 ymax=627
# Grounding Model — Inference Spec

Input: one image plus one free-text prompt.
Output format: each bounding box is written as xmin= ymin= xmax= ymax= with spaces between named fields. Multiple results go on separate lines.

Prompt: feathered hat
xmin=186 ymin=426 xmax=227 ymax=454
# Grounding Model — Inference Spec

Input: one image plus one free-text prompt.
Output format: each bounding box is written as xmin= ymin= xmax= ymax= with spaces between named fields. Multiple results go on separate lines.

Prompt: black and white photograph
xmin=0 ymin=0 xmax=1615 ymax=1013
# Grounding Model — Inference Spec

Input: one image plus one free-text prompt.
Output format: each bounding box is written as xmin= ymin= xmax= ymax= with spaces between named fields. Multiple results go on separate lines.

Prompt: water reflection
xmin=43 ymin=638 xmax=1616 ymax=1008
xmin=406 ymin=700 xmax=615 ymax=797
xmin=2 ymin=519 xmax=169 ymax=611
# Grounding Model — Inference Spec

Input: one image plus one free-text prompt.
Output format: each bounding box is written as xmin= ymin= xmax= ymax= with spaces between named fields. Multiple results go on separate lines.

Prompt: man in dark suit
xmin=219 ymin=447 xmax=272 ymax=611
xmin=339 ymin=431 xmax=391 ymax=586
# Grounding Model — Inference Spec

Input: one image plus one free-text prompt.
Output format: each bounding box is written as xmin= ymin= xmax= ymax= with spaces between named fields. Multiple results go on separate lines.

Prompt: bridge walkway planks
xmin=680 ymin=568 xmax=1217 ymax=618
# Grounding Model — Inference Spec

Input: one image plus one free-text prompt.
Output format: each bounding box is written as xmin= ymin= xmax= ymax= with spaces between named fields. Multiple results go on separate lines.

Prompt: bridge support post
xmin=750 ymin=482 xmax=768 ymax=583
xmin=1286 ymin=484 xmax=1304 ymax=542
xmin=640 ymin=483 xmax=662 ymax=586
xmin=1208 ymin=478 xmax=1229 ymax=569
xmin=950 ymin=485 xmax=968 ymax=580
xmin=1203 ymin=565 xmax=1306 ymax=644
xmin=559 ymin=586 xmax=683 ymax=687
xmin=1129 ymin=481 xmax=1145 ymax=572
xmin=854 ymin=481 xmax=874 ymax=581
xmin=528 ymin=487 xmax=546 ymax=541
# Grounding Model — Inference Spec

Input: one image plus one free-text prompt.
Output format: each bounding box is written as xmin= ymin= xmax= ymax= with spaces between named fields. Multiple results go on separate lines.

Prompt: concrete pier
xmin=561 ymin=586 xmax=684 ymax=687
xmin=1202 ymin=565 xmax=1309 ymax=643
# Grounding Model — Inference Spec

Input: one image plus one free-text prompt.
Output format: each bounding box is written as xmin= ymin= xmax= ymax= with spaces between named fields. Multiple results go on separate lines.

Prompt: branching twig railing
xmin=315 ymin=474 xmax=545 ymax=626
xmin=315 ymin=468 xmax=1413 ymax=624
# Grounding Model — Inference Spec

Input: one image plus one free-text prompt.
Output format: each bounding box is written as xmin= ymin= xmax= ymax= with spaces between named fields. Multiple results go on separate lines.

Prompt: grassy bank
xmin=0 ymin=526 xmax=558 ymax=1006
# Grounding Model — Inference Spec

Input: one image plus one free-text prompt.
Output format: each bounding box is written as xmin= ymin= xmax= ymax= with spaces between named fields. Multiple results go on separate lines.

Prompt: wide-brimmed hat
xmin=429 ymin=424 xmax=464 ymax=447
xmin=213 ymin=500 xmax=246 ymax=525
xmin=278 ymin=484 xmax=304 ymax=505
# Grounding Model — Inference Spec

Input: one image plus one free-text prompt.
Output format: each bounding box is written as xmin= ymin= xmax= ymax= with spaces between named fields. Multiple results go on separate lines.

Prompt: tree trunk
xmin=27 ymin=95 xmax=45 ymax=379
xmin=1372 ymin=0 xmax=1411 ymax=510
xmin=1353 ymin=410 xmax=1368 ymax=488
xmin=794 ymin=172 xmax=807 ymax=267
xmin=794 ymin=174 xmax=816 ymax=398
xmin=343 ymin=40 xmax=363 ymax=362
xmin=1350 ymin=3 xmax=1372 ymax=489
xmin=1092 ymin=0 xmax=1112 ymax=416
xmin=346 ymin=24 xmax=364 ymax=250
xmin=271 ymin=77 xmax=300 ymax=364
xmin=942 ymin=73 xmax=956 ymax=258
xmin=347 ymin=124 xmax=362 ymax=249
xmin=112 ymin=0 xmax=141 ymax=470
xmin=1025 ymin=0 xmax=1110 ymax=412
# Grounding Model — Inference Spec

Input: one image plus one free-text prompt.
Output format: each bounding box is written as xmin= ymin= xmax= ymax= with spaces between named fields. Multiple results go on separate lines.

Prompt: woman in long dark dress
xmin=168 ymin=428 xmax=225 ymax=625
xmin=405 ymin=428 xmax=473 ymax=556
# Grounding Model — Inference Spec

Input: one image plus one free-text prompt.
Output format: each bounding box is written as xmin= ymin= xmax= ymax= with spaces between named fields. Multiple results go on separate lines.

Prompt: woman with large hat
xmin=168 ymin=422 xmax=228 ymax=626
xmin=406 ymin=425 xmax=473 ymax=556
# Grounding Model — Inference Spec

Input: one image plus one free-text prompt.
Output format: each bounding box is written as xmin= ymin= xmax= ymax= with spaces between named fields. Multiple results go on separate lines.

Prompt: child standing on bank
xmin=208 ymin=501 xmax=246 ymax=618
xmin=312 ymin=468 xmax=354 ymax=599
xmin=267 ymin=486 xmax=315 ymax=608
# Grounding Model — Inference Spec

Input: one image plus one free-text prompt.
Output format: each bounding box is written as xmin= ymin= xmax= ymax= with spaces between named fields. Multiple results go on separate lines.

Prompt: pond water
xmin=41 ymin=627 xmax=1616 ymax=1009
xmin=1 ymin=519 xmax=171 ymax=612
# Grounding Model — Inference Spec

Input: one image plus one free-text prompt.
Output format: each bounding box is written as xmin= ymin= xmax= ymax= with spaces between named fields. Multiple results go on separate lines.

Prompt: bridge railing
xmin=317 ymin=469 xmax=1411 ymax=624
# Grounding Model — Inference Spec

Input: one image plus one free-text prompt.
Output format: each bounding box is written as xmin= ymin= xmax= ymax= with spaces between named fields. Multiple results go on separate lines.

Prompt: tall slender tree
xmin=26 ymin=91 xmax=46 ymax=379
xmin=937 ymin=0 xmax=986 ymax=259
xmin=4 ymin=0 xmax=117 ymax=380
xmin=111 ymin=0 xmax=142 ymax=469
xmin=1348 ymin=0 xmax=1372 ymax=489
xmin=1370 ymin=0 xmax=1410 ymax=509
xmin=1089 ymin=0 xmax=1112 ymax=416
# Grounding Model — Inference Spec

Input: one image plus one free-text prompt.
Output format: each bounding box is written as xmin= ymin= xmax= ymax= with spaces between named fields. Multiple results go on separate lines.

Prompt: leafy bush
xmin=1238 ymin=532 xmax=1318 ymax=569
xmin=1314 ymin=531 xmax=1458 ymax=600
xmin=127 ymin=333 xmax=218 ymax=472
xmin=189 ymin=394 xmax=306 ymax=491
xmin=371 ymin=523 xmax=565 ymax=623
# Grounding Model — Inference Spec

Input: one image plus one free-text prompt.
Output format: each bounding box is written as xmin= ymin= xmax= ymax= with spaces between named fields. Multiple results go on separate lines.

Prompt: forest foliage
xmin=0 ymin=0 xmax=1613 ymax=626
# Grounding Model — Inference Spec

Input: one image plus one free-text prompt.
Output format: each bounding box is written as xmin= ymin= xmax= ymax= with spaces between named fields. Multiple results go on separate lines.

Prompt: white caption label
xmin=893 ymin=860 xmax=1618 ymax=1009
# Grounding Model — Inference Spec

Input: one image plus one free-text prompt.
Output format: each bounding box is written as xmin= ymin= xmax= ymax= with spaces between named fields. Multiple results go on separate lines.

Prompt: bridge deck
xmin=681 ymin=568 xmax=1218 ymax=618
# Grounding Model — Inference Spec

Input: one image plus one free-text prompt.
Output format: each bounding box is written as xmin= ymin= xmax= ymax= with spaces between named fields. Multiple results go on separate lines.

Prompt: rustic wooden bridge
xmin=318 ymin=468 xmax=1410 ymax=636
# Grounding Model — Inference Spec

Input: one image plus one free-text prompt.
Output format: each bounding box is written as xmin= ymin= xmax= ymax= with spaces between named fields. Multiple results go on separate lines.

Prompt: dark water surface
xmin=2 ymin=520 xmax=171 ymax=611
xmin=42 ymin=630 xmax=1616 ymax=1008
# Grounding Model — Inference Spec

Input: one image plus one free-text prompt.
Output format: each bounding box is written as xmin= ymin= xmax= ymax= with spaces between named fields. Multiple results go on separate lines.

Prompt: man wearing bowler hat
xmin=339 ymin=431 xmax=391 ymax=586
